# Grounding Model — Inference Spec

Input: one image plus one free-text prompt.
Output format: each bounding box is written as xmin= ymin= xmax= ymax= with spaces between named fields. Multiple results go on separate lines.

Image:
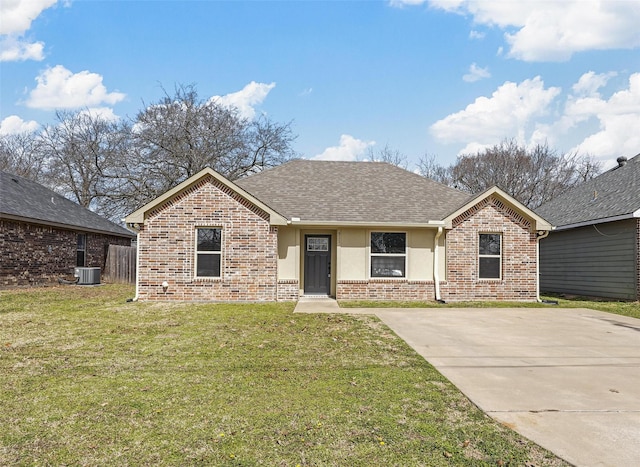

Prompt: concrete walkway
xmin=295 ymin=302 xmax=640 ymax=467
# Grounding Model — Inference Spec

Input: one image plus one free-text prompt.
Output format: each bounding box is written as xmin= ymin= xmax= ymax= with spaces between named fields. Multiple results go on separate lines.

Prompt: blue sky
xmin=2 ymin=0 xmax=640 ymax=170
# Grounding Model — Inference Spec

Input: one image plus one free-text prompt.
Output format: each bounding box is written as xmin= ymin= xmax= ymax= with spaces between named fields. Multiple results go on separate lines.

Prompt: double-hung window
xmin=478 ymin=233 xmax=501 ymax=279
xmin=77 ymin=234 xmax=86 ymax=267
xmin=370 ymin=232 xmax=406 ymax=278
xmin=196 ymin=228 xmax=222 ymax=278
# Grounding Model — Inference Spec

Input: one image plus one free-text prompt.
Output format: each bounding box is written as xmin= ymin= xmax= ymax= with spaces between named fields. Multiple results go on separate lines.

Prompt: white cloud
xmin=462 ymin=63 xmax=490 ymax=83
xmin=0 ymin=36 xmax=44 ymax=61
xmin=0 ymin=0 xmax=59 ymax=62
xmin=428 ymin=1 xmax=640 ymax=62
xmin=0 ymin=0 xmax=58 ymax=35
xmin=569 ymin=73 xmax=640 ymax=161
xmin=211 ymin=81 xmax=276 ymax=120
xmin=432 ymin=71 xmax=640 ymax=164
xmin=0 ymin=115 xmax=39 ymax=135
xmin=78 ymin=107 xmax=121 ymax=122
xmin=312 ymin=134 xmax=375 ymax=161
xmin=572 ymin=71 xmax=617 ymax=97
xmin=388 ymin=0 xmax=428 ymax=7
xmin=430 ymin=76 xmax=560 ymax=147
xmin=26 ymin=65 xmax=126 ymax=110
xmin=469 ymin=30 xmax=485 ymax=40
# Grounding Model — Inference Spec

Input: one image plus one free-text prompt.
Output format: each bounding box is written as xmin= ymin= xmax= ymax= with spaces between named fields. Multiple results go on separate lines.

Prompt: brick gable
xmin=137 ymin=176 xmax=278 ymax=301
xmin=441 ymin=196 xmax=537 ymax=301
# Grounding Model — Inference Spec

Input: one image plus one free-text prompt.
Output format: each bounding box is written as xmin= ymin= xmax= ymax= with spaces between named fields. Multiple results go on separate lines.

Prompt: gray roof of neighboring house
xmin=0 ymin=170 xmax=134 ymax=237
xmin=235 ymin=160 xmax=472 ymax=224
xmin=535 ymin=154 xmax=640 ymax=227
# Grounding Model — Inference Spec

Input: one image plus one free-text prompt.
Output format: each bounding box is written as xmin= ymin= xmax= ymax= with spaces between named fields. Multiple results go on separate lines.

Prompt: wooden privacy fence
xmin=104 ymin=245 xmax=136 ymax=283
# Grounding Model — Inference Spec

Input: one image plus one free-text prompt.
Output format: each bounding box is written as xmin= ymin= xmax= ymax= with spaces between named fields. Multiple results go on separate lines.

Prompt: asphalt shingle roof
xmin=235 ymin=160 xmax=472 ymax=223
xmin=535 ymin=154 xmax=640 ymax=227
xmin=0 ymin=170 xmax=134 ymax=237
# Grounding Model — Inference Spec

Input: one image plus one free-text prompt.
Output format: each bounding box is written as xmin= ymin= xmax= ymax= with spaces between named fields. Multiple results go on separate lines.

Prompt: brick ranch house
xmin=1 ymin=171 xmax=134 ymax=287
xmin=124 ymin=160 xmax=552 ymax=302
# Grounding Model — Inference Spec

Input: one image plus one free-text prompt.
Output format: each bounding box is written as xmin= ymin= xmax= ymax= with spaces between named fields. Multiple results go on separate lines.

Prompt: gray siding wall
xmin=540 ymin=219 xmax=637 ymax=300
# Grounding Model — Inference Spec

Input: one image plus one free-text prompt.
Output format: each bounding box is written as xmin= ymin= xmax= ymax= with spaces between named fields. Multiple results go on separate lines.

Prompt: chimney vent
xmin=616 ymin=156 xmax=628 ymax=167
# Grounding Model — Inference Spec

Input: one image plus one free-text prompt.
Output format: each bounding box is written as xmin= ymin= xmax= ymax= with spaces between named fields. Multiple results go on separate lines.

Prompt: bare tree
xmin=0 ymin=132 xmax=48 ymax=182
xmin=417 ymin=153 xmax=452 ymax=185
xmin=419 ymin=139 xmax=601 ymax=209
xmin=365 ymin=144 xmax=408 ymax=169
xmin=38 ymin=110 xmax=130 ymax=212
xmin=129 ymin=84 xmax=295 ymax=185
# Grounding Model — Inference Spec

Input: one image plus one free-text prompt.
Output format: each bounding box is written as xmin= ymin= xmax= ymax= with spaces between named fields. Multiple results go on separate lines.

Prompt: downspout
xmin=536 ymin=230 xmax=550 ymax=302
xmin=433 ymin=227 xmax=444 ymax=302
xmin=126 ymin=224 xmax=141 ymax=302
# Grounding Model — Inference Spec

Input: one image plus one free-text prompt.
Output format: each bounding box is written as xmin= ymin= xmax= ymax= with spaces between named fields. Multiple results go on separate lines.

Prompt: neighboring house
xmin=536 ymin=154 xmax=640 ymax=301
xmin=1 ymin=171 xmax=134 ymax=287
xmin=124 ymin=160 xmax=551 ymax=302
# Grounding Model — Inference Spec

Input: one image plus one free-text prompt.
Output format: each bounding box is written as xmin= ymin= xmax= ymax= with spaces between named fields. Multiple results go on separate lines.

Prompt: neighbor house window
xmin=479 ymin=233 xmax=501 ymax=279
xmin=196 ymin=228 xmax=222 ymax=277
xmin=76 ymin=234 xmax=86 ymax=267
xmin=371 ymin=232 xmax=406 ymax=277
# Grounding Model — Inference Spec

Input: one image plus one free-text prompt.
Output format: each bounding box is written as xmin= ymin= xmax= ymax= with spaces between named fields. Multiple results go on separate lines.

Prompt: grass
xmin=340 ymin=296 xmax=640 ymax=320
xmin=0 ymin=285 xmax=568 ymax=466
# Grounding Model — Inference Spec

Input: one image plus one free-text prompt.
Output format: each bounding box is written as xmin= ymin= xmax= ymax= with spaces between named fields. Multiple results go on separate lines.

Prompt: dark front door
xmin=304 ymin=235 xmax=331 ymax=295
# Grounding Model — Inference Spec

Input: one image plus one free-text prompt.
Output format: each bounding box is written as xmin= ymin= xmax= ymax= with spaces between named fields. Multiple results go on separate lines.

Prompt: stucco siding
xmin=540 ymin=219 xmax=636 ymax=300
xmin=277 ymin=227 xmax=298 ymax=280
xmin=337 ymin=229 xmax=368 ymax=280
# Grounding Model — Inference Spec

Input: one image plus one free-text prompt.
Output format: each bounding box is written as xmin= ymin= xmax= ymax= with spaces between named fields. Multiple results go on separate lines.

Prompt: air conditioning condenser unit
xmin=74 ymin=267 xmax=101 ymax=285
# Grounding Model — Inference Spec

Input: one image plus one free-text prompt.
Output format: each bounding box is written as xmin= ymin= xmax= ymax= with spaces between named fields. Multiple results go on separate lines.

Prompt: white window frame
xmin=195 ymin=227 xmax=222 ymax=278
xmin=478 ymin=233 xmax=502 ymax=280
xmin=370 ymin=231 xmax=407 ymax=278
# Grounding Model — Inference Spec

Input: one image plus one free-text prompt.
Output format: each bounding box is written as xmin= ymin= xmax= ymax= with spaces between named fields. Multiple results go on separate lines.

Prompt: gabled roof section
xmin=235 ymin=160 xmax=471 ymax=225
xmin=124 ymin=167 xmax=288 ymax=226
xmin=0 ymin=170 xmax=134 ymax=237
xmin=443 ymin=186 xmax=553 ymax=232
xmin=536 ymin=154 xmax=640 ymax=228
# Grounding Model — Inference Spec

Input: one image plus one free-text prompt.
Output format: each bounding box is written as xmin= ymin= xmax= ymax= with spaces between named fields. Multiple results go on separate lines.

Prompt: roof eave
xmin=0 ymin=212 xmax=135 ymax=238
xmin=551 ymin=211 xmax=639 ymax=231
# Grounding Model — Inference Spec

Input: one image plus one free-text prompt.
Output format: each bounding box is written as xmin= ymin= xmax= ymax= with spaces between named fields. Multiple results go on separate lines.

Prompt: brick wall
xmin=136 ymin=175 xmax=278 ymax=301
xmin=440 ymin=196 xmax=538 ymax=301
xmin=277 ymin=279 xmax=299 ymax=301
xmin=0 ymin=219 xmax=131 ymax=287
xmin=337 ymin=279 xmax=436 ymax=300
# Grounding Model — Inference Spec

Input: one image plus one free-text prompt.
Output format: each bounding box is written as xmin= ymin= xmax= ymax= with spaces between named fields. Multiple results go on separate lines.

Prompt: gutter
xmin=550 ymin=211 xmax=639 ymax=231
xmin=286 ymin=219 xmax=446 ymax=229
xmin=433 ymin=226 xmax=443 ymax=301
xmin=535 ymin=229 xmax=551 ymax=302
xmin=124 ymin=223 xmax=142 ymax=302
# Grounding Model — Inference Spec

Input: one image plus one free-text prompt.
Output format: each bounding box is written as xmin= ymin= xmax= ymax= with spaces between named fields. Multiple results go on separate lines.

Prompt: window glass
xmin=371 ymin=232 xmax=406 ymax=254
xmin=371 ymin=232 xmax=406 ymax=278
xmin=479 ymin=233 xmax=501 ymax=255
xmin=197 ymin=253 xmax=221 ymax=277
xmin=371 ymin=256 xmax=406 ymax=277
xmin=197 ymin=228 xmax=221 ymax=252
xmin=76 ymin=234 xmax=86 ymax=267
xmin=196 ymin=228 xmax=222 ymax=277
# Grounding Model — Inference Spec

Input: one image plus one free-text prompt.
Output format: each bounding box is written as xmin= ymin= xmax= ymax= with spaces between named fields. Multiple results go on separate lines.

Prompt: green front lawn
xmin=1 ymin=285 xmax=567 ymax=466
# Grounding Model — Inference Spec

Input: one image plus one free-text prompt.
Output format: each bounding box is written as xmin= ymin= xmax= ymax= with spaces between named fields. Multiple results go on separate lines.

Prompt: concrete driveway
xmin=295 ymin=300 xmax=640 ymax=466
